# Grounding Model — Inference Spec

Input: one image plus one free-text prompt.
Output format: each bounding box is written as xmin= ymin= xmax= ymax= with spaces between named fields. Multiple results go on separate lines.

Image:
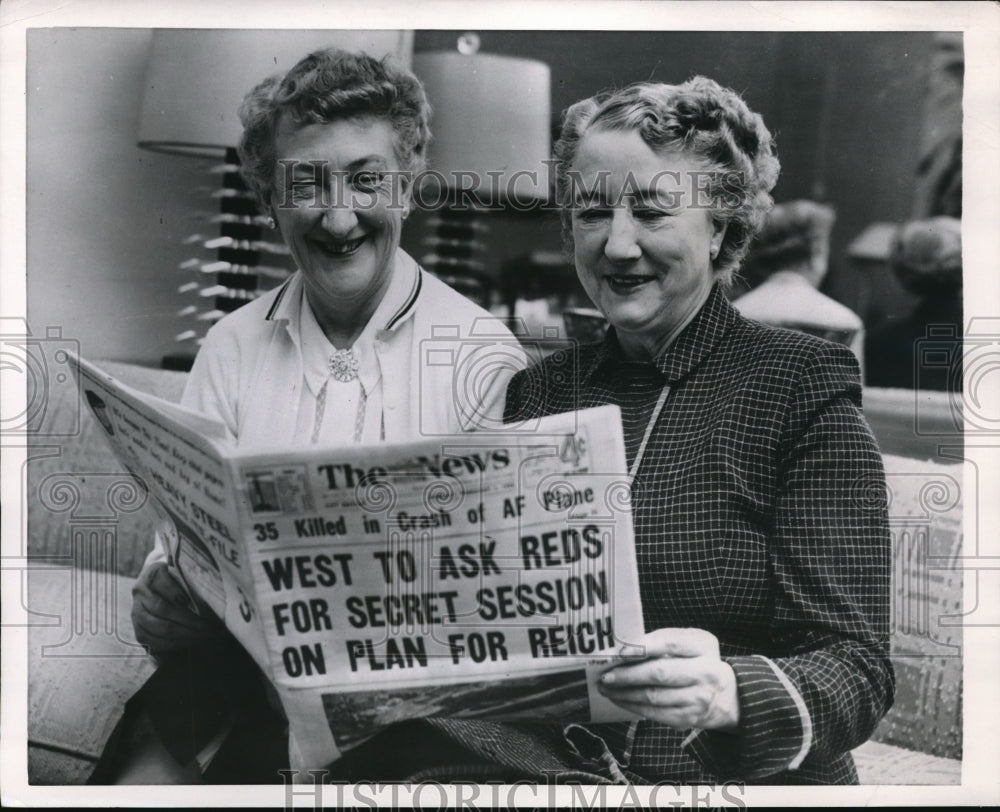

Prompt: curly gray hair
xmin=237 ymin=48 xmax=432 ymax=214
xmin=553 ymin=76 xmax=780 ymax=285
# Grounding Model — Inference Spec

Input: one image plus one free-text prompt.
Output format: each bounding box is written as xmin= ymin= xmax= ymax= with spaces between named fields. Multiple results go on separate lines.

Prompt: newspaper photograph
xmin=69 ymin=353 xmax=645 ymax=767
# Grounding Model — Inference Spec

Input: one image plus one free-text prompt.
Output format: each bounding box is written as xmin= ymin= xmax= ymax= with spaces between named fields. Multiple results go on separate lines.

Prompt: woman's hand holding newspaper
xmin=131 ymin=562 xmax=221 ymax=656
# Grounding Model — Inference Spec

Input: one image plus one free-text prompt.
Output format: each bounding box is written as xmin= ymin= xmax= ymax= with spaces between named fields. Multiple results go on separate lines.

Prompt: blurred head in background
xmin=889 ymin=216 xmax=962 ymax=299
xmin=864 ymin=216 xmax=962 ymax=392
xmin=737 ymin=199 xmax=837 ymax=293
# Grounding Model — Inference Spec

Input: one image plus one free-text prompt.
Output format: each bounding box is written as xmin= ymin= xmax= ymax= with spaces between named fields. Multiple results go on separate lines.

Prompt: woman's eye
xmin=575 ymin=207 xmax=611 ymax=222
xmin=631 ymin=206 xmax=670 ymax=221
xmin=352 ymin=172 xmax=385 ymax=192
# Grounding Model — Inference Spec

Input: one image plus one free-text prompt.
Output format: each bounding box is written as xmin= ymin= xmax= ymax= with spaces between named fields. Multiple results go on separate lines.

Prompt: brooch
xmin=329 ymin=348 xmax=360 ymax=382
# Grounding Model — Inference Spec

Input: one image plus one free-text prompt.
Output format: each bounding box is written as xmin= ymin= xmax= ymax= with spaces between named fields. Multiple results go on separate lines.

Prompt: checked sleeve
xmin=684 ymin=342 xmax=894 ymax=780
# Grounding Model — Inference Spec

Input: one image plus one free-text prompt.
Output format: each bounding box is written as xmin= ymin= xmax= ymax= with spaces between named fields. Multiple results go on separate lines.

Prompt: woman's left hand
xmin=597 ymin=628 xmax=740 ymax=731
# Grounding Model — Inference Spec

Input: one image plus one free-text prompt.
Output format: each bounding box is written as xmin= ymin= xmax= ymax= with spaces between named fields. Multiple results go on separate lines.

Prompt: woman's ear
xmin=710 ymin=220 xmax=728 ymax=260
xmin=399 ymin=178 xmax=413 ymax=221
xmin=265 ymin=198 xmax=280 ymax=234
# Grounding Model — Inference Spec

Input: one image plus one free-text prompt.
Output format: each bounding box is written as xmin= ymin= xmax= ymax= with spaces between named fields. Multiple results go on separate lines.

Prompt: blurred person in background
xmin=865 ymin=216 xmax=962 ymax=391
xmin=731 ymin=199 xmax=865 ymax=365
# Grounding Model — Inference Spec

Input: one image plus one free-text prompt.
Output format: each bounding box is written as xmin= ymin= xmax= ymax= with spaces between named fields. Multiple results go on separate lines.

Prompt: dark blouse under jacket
xmin=493 ymin=284 xmax=894 ymax=784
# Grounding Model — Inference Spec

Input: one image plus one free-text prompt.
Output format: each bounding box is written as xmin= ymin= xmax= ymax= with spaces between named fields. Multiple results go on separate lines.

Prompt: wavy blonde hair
xmin=554 ymin=76 xmax=781 ymax=286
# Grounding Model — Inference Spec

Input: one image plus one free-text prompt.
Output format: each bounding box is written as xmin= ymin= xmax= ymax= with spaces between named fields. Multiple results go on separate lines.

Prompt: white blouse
xmin=295 ymin=289 xmax=385 ymax=446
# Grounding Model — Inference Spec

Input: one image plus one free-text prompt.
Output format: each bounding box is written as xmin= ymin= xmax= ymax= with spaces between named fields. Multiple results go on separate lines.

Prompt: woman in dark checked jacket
xmin=330 ymin=76 xmax=893 ymax=785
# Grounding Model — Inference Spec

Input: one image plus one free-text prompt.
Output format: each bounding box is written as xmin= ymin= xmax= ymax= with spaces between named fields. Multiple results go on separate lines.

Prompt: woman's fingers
xmin=132 ymin=609 xmax=216 ymax=653
xmin=599 ymin=662 xmax=740 ymax=730
xmin=598 ymin=683 xmax=698 ymax=708
xmin=131 ymin=600 xmax=207 ymax=648
xmin=131 ymin=563 xmax=218 ymax=653
xmin=625 ymin=627 xmax=721 ymax=661
xmin=134 ymin=594 xmax=210 ymax=633
xmin=598 ymin=627 xmax=740 ymax=730
xmin=132 ymin=618 xmax=201 ymax=652
xmin=601 ymin=653 xmax=704 ymax=688
xmin=133 ymin=567 xmax=196 ymax=624
xmin=147 ymin=563 xmax=196 ymax=607
xmin=602 ymin=628 xmax=721 ymax=683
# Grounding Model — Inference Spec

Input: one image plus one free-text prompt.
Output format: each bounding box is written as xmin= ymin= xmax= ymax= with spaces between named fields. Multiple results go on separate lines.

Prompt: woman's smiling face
xmin=570 ymin=127 xmax=726 ymax=360
xmin=271 ymin=115 xmax=409 ymax=333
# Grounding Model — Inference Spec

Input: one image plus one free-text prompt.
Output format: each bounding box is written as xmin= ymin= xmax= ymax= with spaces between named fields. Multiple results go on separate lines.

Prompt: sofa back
xmin=27 ymin=360 xmax=187 ymax=577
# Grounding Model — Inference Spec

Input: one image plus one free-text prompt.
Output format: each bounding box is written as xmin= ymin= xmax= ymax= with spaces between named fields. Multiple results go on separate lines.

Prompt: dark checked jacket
xmin=413 ymin=283 xmax=893 ymax=786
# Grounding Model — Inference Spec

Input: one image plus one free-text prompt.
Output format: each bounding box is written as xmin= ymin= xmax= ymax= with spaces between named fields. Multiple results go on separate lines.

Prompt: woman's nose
xmin=604 ymin=209 xmax=641 ymax=262
xmin=321 ymin=195 xmax=359 ymax=236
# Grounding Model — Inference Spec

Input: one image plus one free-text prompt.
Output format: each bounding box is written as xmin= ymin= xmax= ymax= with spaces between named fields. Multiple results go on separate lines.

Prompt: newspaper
xmin=70 ymin=354 xmax=645 ymax=770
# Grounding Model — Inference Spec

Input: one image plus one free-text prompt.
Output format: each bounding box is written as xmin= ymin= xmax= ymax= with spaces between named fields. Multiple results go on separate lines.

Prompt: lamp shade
xmin=137 ymin=29 xmax=413 ymax=157
xmin=414 ymin=51 xmax=551 ymax=205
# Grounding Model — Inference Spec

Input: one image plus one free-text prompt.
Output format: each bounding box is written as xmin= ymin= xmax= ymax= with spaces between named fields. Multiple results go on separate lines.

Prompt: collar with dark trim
xmin=263 ymin=248 xmax=423 ymax=335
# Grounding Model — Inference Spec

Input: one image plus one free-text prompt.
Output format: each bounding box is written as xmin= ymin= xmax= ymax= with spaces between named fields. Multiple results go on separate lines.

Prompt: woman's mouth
xmin=315 ymin=235 xmax=367 ymax=257
xmin=605 ymin=274 xmax=655 ymax=294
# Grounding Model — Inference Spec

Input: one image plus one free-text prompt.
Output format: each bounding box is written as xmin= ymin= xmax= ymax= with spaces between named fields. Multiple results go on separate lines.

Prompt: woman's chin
xmin=306 ymin=250 xmax=380 ymax=288
xmin=601 ymin=304 xmax=656 ymax=334
xmin=308 ymin=265 xmax=394 ymax=315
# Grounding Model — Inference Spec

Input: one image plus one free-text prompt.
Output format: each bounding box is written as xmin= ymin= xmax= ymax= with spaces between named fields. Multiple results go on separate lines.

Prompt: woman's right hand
xmin=131 ymin=562 xmax=220 ymax=656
